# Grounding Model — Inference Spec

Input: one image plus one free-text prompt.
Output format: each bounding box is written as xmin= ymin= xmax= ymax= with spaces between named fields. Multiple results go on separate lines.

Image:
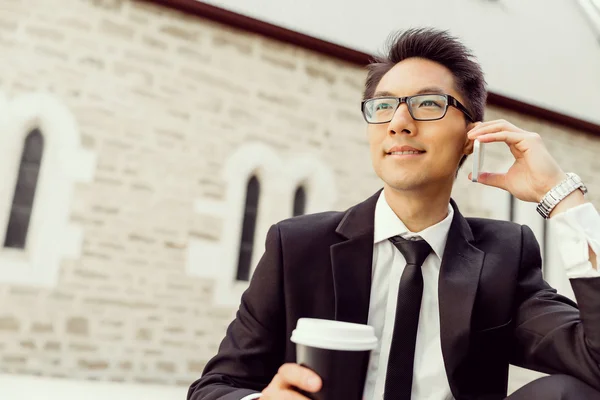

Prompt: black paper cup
xmin=291 ymin=318 xmax=378 ymax=400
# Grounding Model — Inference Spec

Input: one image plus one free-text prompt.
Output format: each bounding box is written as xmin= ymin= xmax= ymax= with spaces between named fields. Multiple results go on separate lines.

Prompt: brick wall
xmin=0 ymin=0 xmax=598 ymax=388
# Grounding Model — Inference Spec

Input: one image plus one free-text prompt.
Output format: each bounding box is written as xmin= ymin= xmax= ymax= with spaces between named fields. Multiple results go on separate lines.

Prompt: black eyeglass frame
xmin=361 ymin=94 xmax=475 ymax=124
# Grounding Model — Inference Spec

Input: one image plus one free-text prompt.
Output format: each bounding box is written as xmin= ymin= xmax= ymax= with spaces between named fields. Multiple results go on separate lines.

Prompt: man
xmin=189 ymin=28 xmax=600 ymax=399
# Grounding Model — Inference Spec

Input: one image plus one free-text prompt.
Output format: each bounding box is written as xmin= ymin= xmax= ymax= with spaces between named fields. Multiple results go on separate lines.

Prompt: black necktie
xmin=384 ymin=235 xmax=432 ymax=400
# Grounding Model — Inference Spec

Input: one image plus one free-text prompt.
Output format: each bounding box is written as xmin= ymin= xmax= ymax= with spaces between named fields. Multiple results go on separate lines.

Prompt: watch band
xmin=536 ymin=173 xmax=588 ymax=219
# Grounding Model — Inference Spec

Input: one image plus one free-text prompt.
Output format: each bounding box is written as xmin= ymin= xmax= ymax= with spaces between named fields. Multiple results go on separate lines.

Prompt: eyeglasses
xmin=361 ymin=94 xmax=474 ymax=124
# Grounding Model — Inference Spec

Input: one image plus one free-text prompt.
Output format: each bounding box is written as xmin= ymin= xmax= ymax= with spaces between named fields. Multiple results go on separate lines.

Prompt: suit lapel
xmin=330 ymin=190 xmax=380 ymax=324
xmin=439 ymin=199 xmax=485 ymax=393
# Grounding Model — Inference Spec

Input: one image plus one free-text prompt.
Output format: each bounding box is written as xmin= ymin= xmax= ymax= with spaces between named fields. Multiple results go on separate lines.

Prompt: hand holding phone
xmin=471 ymin=140 xmax=484 ymax=182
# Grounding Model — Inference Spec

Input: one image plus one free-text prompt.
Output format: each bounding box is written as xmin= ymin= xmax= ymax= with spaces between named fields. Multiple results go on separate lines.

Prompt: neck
xmin=383 ymin=183 xmax=452 ymax=232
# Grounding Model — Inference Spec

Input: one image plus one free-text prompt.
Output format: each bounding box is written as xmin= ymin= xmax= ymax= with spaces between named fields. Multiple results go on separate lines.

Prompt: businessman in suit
xmin=188 ymin=28 xmax=600 ymax=399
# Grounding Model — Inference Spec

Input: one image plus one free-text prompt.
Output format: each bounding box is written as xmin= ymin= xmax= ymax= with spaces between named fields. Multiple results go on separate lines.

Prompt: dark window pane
xmin=4 ymin=129 xmax=44 ymax=249
xmin=246 ymin=176 xmax=259 ymax=207
xmin=13 ymin=165 xmax=41 ymax=208
xmin=509 ymin=195 xmax=516 ymax=222
xmin=236 ymin=176 xmax=260 ymax=281
xmin=293 ymin=186 xmax=306 ymax=217
xmin=236 ymin=246 xmax=253 ymax=282
xmin=4 ymin=207 xmax=32 ymax=249
xmin=22 ymin=129 xmax=43 ymax=165
xmin=240 ymin=209 xmax=257 ymax=244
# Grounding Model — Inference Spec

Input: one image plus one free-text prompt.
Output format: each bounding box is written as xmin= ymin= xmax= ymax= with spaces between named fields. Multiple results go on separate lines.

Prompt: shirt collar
xmin=373 ymin=190 xmax=454 ymax=260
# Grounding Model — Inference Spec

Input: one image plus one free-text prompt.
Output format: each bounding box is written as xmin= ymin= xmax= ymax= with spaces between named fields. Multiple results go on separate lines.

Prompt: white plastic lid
xmin=291 ymin=318 xmax=378 ymax=351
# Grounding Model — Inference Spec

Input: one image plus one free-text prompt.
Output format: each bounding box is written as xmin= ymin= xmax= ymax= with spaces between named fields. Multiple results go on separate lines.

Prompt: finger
xmin=475 ymin=172 xmax=508 ymax=191
xmin=467 ymin=121 xmax=521 ymax=139
xmin=466 ymin=119 xmax=504 ymax=135
xmin=468 ymin=119 xmax=516 ymax=130
xmin=277 ymin=364 xmax=322 ymax=392
xmin=472 ymin=131 xmax=529 ymax=145
xmin=466 ymin=119 xmax=495 ymax=130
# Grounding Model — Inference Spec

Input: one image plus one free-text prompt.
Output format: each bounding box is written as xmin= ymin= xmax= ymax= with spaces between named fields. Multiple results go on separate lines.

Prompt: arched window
xmin=4 ymin=129 xmax=44 ymax=249
xmin=236 ymin=175 xmax=260 ymax=281
xmin=293 ymin=185 xmax=306 ymax=217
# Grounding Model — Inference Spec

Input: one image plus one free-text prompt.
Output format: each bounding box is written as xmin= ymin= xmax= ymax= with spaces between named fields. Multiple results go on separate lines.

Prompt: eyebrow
xmin=372 ymin=87 xmax=446 ymax=98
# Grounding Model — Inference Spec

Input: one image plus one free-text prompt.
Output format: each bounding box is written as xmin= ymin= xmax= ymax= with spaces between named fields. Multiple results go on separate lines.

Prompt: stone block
xmin=135 ymin=328 xmax=152 ymax=341
xmin=56 ymin=16 xmax=92 ymax=32
xmin=66 ymin=317 xmax=89 ymax=336
xmin=112 ymin=62 xmax=154 ymax=86
xmin=140 ymin=34 xmax=169 ymax=50
xmin=78 ymin=359 xmax=109 ymax=370
xmin=43 ymin=341 xmax=61 ymax=351
xmin=0 ymin=17 xmax=18 ymax=32
xmin=33 ymin=45 xmax=69 ymax=61
xmin=25 ymin=25 xmax=65 ymax=42
xmin=89 ymin=0 xmax=125 ymax=11
xmin=159 ymin=24 xmax=202 ymax=43
xmin=31 ymin=323 xmax=53 ymax=333
xmin=119 ymin=360 xmax=133 ymax=370
xmin=156 ymin=361 xmax=176 ymax=373
xmin=99 ymin=18 xmax=135 ymax=39
xmin=212 ymin=31 xmax=254 ymax=54
xmin=19 ymin=340 xmax=36 ymax=350
xmin=3 ymin=355 xmax=27 ymax=366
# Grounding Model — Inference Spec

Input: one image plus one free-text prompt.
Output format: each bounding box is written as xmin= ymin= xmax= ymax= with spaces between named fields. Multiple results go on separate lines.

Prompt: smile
xmin=388 ymin=150 xmax=425 ymax=155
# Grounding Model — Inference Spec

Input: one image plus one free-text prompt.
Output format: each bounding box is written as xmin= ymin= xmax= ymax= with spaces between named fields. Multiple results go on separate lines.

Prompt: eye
xmin=418 ymin=100 xmax=442 ymax=108
xmin=375 ymin=102 xmax=394 ymax=111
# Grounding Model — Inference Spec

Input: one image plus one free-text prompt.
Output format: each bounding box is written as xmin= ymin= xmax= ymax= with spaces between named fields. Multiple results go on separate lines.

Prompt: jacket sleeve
xmin=510 ymin=224 xmax=600 ymax=390
xmin=187 ymin=224 xmax=287 ymax=400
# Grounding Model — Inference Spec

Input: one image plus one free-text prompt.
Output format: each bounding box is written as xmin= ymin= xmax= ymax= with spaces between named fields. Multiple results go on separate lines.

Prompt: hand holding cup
xmin=261 ymin=363 xmax=322 ymax=400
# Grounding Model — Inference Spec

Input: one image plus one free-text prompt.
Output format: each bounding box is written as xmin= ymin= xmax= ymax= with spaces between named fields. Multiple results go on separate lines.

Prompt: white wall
xmin=202 ymin=0 xmax=600 ymax=125
xmin=0 ymin=374 xmax=186 ymax=400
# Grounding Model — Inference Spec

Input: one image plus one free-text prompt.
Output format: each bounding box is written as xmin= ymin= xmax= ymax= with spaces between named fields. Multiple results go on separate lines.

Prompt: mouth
xmin=385 ymin=146 xmax=426 ymax=158
xmin=386 ymin=145 xmax=425 ymax=157
xmin=387 ymin=150 xmax=425 ymax=156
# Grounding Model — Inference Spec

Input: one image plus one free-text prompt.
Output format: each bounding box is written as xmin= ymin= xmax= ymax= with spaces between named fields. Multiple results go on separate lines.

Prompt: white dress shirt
xmin=364 ymin=192 xmax=454 ymax=400
xmin=241 ymin=193 xmax=600 ymax=400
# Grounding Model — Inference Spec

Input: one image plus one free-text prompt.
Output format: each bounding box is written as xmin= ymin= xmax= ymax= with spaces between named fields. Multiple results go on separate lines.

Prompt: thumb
xmin=472 ymin=172 xmax=508 ymax=190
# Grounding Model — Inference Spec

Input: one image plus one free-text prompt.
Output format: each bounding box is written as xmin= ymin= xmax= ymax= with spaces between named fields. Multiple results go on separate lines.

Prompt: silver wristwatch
xmin=536 ymin=173 xmax=588 ymax=219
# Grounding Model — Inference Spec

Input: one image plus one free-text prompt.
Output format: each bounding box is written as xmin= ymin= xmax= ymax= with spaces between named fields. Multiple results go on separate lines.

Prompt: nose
xmin=387 ymin=102 xmax=416 ymax=136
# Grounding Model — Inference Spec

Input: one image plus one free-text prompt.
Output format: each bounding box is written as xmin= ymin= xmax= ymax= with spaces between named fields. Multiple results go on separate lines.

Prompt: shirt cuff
xmin=240 ymin=394 xmax=261 ymax=400
xmin=550 ymin=202 xmax=600 ymax=279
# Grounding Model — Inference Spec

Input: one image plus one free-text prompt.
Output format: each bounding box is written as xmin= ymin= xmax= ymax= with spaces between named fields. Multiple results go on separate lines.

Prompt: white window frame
xmin=187 ymin=142 xmax=336 ymax=307
xmin=0 ymin=92 xmax=95 ymax=286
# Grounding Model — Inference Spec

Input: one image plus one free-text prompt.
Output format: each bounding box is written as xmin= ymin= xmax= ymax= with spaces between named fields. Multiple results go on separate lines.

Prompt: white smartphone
xmin=471 ymin=140 xmax=484 ymax=182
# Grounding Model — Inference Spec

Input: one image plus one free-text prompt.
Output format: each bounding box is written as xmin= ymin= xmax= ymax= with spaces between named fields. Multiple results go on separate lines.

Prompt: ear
xmin=463 ymin=121 xmax=480 ymax=155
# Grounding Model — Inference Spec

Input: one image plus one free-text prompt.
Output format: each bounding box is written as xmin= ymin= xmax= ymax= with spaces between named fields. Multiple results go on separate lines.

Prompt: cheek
xmin=428 ymin=129 xmax=467 ymax=165
xmin=367 ymin=128 xmax=384 ymax=156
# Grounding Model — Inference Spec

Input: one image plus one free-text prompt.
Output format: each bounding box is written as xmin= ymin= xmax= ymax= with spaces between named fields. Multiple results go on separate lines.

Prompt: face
xmin=367 ymin=57 xmax=476 ymax=193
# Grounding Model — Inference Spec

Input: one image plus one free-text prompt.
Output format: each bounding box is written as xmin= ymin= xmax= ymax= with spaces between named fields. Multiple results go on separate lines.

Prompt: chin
xmin=387 ymin=181 xmax=424 ymax=192
xmin=383 ymin=175 xmax=427 ymax=192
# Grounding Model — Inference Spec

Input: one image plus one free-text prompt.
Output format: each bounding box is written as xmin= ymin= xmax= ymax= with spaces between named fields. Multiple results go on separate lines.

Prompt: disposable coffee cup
xmin=291 ymin=318 xmax=378 ymax=400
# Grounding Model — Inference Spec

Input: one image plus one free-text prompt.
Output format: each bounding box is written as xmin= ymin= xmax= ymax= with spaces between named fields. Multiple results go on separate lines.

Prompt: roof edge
xmin=141 ymin=0 xmax=600 ymax=136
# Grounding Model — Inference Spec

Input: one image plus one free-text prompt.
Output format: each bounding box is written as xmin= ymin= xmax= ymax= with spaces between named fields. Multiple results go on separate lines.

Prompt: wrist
xmin=536 ymin=172 xmax=588 ymax=219
xmin=549 ymin=189 xmax=587 ymax=218
xmin=537 ymin=172 xmax=568 ymax=202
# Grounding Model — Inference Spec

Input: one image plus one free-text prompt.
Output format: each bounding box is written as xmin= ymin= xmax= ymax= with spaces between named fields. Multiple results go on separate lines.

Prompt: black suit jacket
xmin=189 ymin=191 xmax=600 ymax=400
